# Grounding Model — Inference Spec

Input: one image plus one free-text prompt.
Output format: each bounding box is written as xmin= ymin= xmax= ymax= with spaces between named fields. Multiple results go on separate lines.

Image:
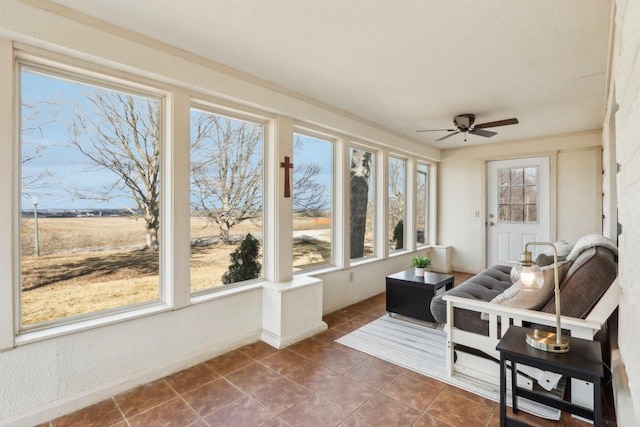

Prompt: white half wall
xmin=438 ymin=132 xmax=604 ymax=273
xmin=0 ymin=289 xmax=263 ymax=426
xmin=319 ymin=249 xmax=432 ymax=315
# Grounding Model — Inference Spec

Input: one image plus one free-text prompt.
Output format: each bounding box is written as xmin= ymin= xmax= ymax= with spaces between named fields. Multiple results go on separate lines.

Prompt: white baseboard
xmin=261 ymin=322 xmax=328 ymax=349
xmin=451 ymin=265 xmax=481 ymax=275
xmin=0 ymin=330 xmax=262 ymax=427
xmin=323 ymin=286 xmax=385 ymax=316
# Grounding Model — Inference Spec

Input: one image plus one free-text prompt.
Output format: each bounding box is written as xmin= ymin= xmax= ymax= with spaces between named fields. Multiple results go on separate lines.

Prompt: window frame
xmin=15 ymin=52 xmax=171 ymax=335
xmin=416 ymin=162 xmax=430 ymax=248
xmin=291 ymin=125 xmax=337 ymax=273
xmin=348 ymin=142 xmax=378 ymax=263
xmin=387 ymin=155 xmax=407 ymax=254
xmin=188 ymin=100 xmax=269 ymax=295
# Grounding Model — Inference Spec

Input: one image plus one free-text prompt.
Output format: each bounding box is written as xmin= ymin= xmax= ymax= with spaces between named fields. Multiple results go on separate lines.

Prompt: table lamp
xmin=510 ymin=242 xmax=570 ymax=353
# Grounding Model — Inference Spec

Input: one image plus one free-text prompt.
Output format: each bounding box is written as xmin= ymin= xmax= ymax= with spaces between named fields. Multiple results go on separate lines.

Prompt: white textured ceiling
xmin=49 ymin=0 xmax=612 ymax=149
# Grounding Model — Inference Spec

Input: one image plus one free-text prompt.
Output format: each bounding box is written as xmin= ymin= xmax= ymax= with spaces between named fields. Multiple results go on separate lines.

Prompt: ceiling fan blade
xmin=436 ymin=131 xmax=460 ymax=142
xmin=473 ymin=118 xmax=519 ymax=129
xmin=470 ymin=128 xmax=497 ymax=138
xmin=416 ymin=128 xmax=457 ymax=133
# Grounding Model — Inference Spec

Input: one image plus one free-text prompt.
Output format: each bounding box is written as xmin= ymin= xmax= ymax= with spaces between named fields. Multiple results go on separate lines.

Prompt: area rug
xmin=336 ymin=315 xmax=562 ymax=420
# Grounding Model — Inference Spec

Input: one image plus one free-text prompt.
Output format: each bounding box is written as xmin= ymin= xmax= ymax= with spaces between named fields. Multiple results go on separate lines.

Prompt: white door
xmin=486 ymin=157 xmax=550 ymax=266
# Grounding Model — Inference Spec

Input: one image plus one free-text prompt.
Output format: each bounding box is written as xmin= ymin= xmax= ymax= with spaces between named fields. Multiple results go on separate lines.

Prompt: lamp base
xmin=526 ymin=329 xmax=570 ymax=353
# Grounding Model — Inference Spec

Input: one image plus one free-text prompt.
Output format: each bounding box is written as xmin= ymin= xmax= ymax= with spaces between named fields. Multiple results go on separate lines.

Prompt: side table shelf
xmin=496 ymin=326 xmax=604 ymax=427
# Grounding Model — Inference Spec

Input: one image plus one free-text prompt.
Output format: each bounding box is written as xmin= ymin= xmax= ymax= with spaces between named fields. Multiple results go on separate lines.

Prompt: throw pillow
xmin=480 ymin=261 xmax=572 ymax=321
xmin=543 ymin=241 xmax=573 ymax=257
xmin=535 ymin=253 xmax=567 ymax=267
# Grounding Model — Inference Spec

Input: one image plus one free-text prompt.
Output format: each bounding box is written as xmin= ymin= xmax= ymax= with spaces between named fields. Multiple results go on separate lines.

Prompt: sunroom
xmin=0 ymin=0 xmax=638 ymax=426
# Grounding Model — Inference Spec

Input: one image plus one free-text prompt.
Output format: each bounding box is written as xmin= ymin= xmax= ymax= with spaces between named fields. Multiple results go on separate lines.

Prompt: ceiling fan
xmin=416 ymin=114 xmax=519 ymax=142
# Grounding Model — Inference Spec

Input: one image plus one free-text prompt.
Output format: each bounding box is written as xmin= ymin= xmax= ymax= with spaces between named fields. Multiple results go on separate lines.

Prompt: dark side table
xmin=385 ymin=269 xmax=453 ymax=323
xmin=496 ymin=326 xmax=603 ymax=427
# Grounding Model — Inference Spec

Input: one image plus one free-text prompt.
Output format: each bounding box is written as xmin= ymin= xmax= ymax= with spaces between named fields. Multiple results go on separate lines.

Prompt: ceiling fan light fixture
xmin=417 ymin=113 xmax=519 ymax=143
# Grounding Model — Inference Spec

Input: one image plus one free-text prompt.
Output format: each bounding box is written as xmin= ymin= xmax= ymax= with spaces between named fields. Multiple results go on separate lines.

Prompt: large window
xmin=292 ymin=132 xmax=333 ymax=271
xmin=388 ymin=157 xmax=406 ymax=252
xmin=349 ymin=147 xmax=375 ymax=261
xmin=19 ymin=64 xmax=163 ymax=328
xmin=190 ymin=107 xmax=264 ymax=292
xmin=416 ymin=164 xmax=429 ymax=246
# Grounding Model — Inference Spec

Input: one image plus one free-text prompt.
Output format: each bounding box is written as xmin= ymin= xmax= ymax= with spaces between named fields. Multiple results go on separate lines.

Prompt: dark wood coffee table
xmin=386 ymin=269 xmax=454 ymax=322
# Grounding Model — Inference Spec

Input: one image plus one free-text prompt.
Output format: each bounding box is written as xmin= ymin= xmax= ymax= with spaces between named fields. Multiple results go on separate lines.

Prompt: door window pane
xmin=497 ymin=166 xmax=538 ymax=223
xmin=350 ymin=147 xmax=375 ymax=260
xmin=20 ymin=66 xmax=162 ymax=327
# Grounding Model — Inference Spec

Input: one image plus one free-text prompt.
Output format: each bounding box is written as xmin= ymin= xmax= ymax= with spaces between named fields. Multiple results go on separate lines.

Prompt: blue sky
xmin=21 ymin=69 xmax=151 ymax=210
xmin=21 ymin=68 xmax=333 ymax=211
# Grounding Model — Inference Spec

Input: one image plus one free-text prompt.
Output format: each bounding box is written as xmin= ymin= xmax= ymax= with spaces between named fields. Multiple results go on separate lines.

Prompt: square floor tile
xmin=164 ymin=363 xmax=219 ymax=394
xmin=127 ymin=397 xmax=199 ymax=427
xmin=114 ymin=379 xmax=177 ymax=418
xmin=381 ymin=373 xmax=444 ymax=411
xmin=426 ymin=389 xmax=495 ymax=427
xmin=181 ymin=378 xmax=245 ymax=416
xmin=206 ymin=349 xmax=254 ymax=375
xmin=315 ymin=376 xmax=375 ymax=412
xmin=224 ymin=362 xmax=281 ymax=395
xmin=351 ymin=393 xmax=421 ymax=427
xmin=345 ymin=357 xmax=403 ymax=390
xmin=249 ymin=377 xmax=310 ymax=415
xmin=203 ymin=395 xmax=275 ymax=426
xmin=279 ymin=394 xmax=349 ymax=427
xmin=51 ymin=399 xmax=124 ymax=427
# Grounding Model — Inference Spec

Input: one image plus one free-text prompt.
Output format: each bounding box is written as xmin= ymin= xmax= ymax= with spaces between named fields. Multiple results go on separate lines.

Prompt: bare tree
xmin=350 ymin=149 xmax=372 ymax=258
xmin=21 ymin=99 xmax=57 ymax=194
xmin=190 ymin=113 xmax=329 ymax=244
xmin=292 ymin=136 xmax=329 ymax=217
xmin=68 ymin=91 xmax=161 ymax=249
xmin=388 ymin=158 xmax=405 ymax=225
xmin=388 ymin=158 xmax=405 ymax=248
xmin=190 ymin=112 xmax=263 ymax=244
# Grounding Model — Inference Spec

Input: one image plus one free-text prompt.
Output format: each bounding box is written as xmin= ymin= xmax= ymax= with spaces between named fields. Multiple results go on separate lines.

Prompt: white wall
xmin=556 ymin=148 xmax=603 ymax=243
xmin=438 ymin=132 xmax=604 ymax=273
xmin=319 ymin=250 xmax=431 ymax=315
xmin=611 ymin=0 xmax=640 ymax=422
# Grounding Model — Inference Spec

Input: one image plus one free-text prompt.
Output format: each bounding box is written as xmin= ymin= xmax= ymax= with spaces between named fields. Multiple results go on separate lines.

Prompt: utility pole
xmin=32 ymin=196 xmax=40 ymax=257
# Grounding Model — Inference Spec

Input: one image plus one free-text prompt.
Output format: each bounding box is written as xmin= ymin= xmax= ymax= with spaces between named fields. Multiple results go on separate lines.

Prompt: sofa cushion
xmin=481 ymin=261 xmax=572 ymax=320
xmin=430 ymin=264 xmax=512 ymax=335
xmin=540 ymin=246 xmax=617 ymax=318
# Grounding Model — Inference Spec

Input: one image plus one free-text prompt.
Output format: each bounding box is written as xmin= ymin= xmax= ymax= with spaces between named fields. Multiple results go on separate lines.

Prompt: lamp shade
xmin=510 ymin=263 xmax=544 ymax=290
xmin=510 ymin=243 xmax=569 ymax=353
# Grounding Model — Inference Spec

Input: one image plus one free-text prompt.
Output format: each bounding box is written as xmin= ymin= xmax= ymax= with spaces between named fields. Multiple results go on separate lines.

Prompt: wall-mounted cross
xmin=280 ymin=156 xmax=294 ymax=198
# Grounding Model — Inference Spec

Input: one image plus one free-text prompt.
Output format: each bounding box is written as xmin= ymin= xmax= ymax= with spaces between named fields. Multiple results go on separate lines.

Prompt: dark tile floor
xmin=41 ymin=272 xmax=615 ymax=427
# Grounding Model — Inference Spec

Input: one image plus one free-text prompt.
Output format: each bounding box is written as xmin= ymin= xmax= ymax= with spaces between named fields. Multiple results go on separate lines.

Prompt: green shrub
xmin=222 ymin=234 xmax=261 ymax=284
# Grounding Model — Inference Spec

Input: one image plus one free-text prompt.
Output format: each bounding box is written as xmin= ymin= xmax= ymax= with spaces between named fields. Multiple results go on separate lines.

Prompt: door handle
xmin=488 ymin=221 xmax=495 ymax=226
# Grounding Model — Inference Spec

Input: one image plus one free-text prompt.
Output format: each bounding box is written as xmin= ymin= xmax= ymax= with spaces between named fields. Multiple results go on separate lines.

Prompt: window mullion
xmin=0 ymin=37 xmax=15 ymax=350
xmin=166 ymin=88 xmax=191 ymax=309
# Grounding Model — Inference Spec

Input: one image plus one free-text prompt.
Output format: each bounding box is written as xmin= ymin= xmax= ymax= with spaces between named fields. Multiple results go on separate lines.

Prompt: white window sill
xmin=190 ymin=281 xmax=264 ymax=304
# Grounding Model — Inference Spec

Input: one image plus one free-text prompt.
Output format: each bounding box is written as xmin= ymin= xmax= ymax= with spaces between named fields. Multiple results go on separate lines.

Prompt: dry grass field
xmin=20 ymin=216 xmax=331 ymax=326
